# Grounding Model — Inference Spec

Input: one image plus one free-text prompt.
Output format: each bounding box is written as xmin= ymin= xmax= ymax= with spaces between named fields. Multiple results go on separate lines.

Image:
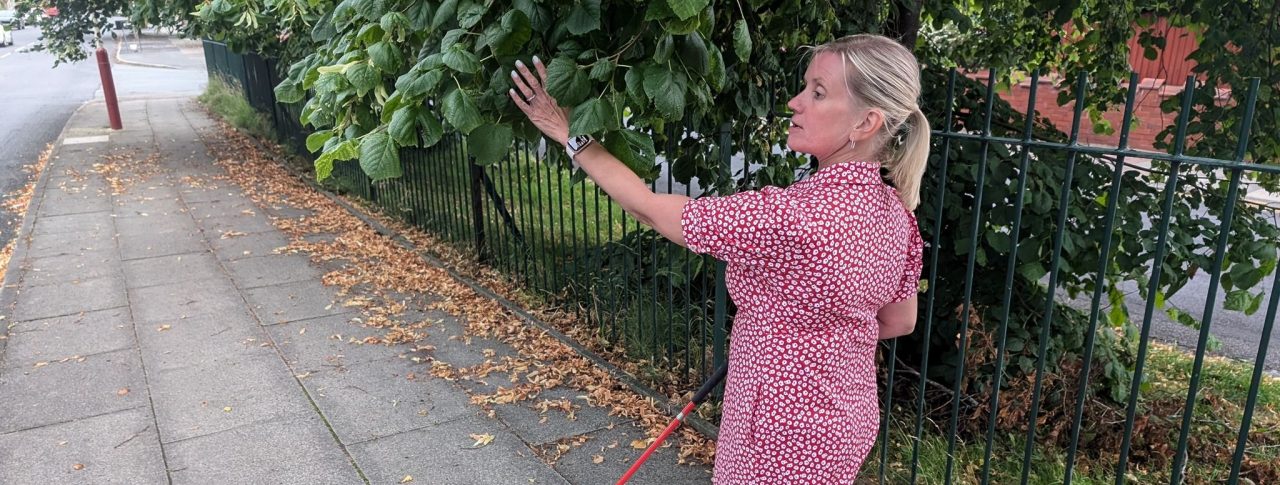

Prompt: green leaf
xmin=396 ymin=69 xmax=442 ymax=98
xmin=306 ymin=132 xmax=335 ymax=153
xmin=564 ymin=0 xmax=601 ymax=35
xmin=274 ymin=82 xmax=304 ymax=104
xmin=345 ymin=62 xmax=380 ymax=96
xmin=654 ymin=34 xmax=674 ymax=63
xmin=625 ymin=66 xmax=645 ymax=105
xmin=432 ymin=0 xmax=458 ymax=30
xmin=443 ymin=44 xmax=482 ymax=74
xmin=1017 ymin=262 xmax=1047 ymax=283
xmin=359 ymin=131 xmax=402 ymax=181
xmin=380 ymin=92 xmax=404 ymax=123
xmin=487 ymin=10 xmax=532 ymax=56
xmin=666 ymin=0 xmax=708 ymax=21
xmin=457 ymin=1 xmax=486 ymax=29
xmin=312 ymin=9 xmax=337 ymax=41
xmin=1223 ymin=289 xmax=1252 ymax=312
xmin=676 ymin=32 xmax=709 ymax=74
xmin=643 ymin=65 xmax=686 ymax=120
xmin=442 ymin=88 xmax=483 ymax=134
xmin=406 ymin=1 xmax=434 ymax=31
xmin=468 ymin=123 xmax=514 ymax=165
xmin=417 ymin=111 xmax=444 ymax=147
xmin=589 ymin=60 xmax=615 ymax=82
xmin=545 ymin=58 xmax=591 ymax=106
xmin=706 ymin=44 xmax=725 ymax=90
xmin=353 ymin=0 xmax=385 ymax=21
xmin=732 ymin=19 xmax=752 ymax=62
xmin=380 ymin=12 xmax=410 ymax=38
xmin=315 ymin=139 xmax=359 ymax=181
xmin=568 ymin=97 xmax=617 ymax=137
xmin=602 ymin=128 xmax=657 ymax=176
xmin=368 ymin=41 xmax=404 ymax=73
xmin=389 ymin=107 xmax=418 ymax=146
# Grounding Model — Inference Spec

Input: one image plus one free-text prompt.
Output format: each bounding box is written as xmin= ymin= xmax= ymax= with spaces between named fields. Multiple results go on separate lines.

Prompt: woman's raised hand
xmin=508 ymin=56 xmax=571 ymax=146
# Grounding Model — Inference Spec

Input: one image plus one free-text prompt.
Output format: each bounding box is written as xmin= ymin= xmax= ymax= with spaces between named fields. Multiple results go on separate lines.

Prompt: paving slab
xmin=147 ymin=350 xmax=312 ymax=444
xmin=164 ymin=414 xmax=362 ymax=485
xmin=302 ymin=356 xmax=473 ymax=445
xmin=134 ymin=312 xmax=268 ymax=372
xmin=264 ymin=313 xmax=393 ymax=373
xmin=20 ymin=247 xmax=122 ymax=288
xmin=4 ymin=307 xmax=134 ymax=367
xmin=243 ymin=279 xmax=348 ymax=325
xmin=12 ymin=275 xmax=129 ymax=322
xmin=550 ymin=423 xmax=712 ymax=485
xmin=207 ymin=230 xmax=292 ymax=262
xmin=224 ymin=253 xmax=321 ymax=289
xmin=117 ymin=227 xmax=209 ymax=261
xmin=493 ymin=386 xmax=623 ymax=447
xmin=122 ymin=251 xmax=224 ymax=289
xmin=0 ymin=349 xmax=147 ymax=434
xmin=0 ymin=406 xmax=167 ymax=485
xmin=127 ymin=275 xmax=250 ymax=322
xmin=348 ymin=413 xmax=570 ymax=485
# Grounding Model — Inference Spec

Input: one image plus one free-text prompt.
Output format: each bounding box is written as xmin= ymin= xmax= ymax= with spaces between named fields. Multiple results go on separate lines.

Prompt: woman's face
xmin=786 ymin=52 xmax=864 ymax=160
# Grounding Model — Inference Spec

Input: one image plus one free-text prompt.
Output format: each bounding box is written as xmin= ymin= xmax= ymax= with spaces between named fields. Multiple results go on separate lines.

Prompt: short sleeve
xmin=891 ymin=214 xmax=925 ymax=303
xmin=680 ymin=186 xmax=803 ymax=267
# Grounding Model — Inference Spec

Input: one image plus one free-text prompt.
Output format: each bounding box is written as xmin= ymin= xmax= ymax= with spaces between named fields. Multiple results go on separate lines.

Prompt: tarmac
xmin=0 ymin=39 xmax=713 ymax=484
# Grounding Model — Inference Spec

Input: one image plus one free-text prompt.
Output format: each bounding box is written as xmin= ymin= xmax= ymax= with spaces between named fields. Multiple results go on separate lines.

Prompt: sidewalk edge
xmin=0 ymin=101 xmax=97 ymax=357
xmin=113 ymin=36 xmax=179 ymax=70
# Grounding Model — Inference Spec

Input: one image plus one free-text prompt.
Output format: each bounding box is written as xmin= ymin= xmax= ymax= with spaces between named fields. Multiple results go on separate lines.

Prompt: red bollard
xmin=96 ymin=47 xmax=123 ymax=130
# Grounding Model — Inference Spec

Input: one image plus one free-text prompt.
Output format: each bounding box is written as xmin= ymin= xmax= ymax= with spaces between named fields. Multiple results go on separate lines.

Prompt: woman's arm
xmin=877 ymin=296 xmax=917 ymax=339
xmin=509 ymin=58 xmax=690 ymax=246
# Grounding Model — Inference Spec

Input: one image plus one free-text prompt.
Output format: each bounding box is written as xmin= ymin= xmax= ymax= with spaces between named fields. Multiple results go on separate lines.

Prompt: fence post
xmin=469 ymin=156 xmax=487 ymax=262
xmin=710 ymin=123 xmax=733 ymax=382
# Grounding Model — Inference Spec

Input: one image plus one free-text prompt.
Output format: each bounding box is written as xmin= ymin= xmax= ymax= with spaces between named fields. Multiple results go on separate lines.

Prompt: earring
xmin=849 ymin=140 xmax=857 ymax=150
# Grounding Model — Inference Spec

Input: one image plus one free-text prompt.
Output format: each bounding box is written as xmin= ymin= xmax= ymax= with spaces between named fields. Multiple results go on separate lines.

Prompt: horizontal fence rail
xmin=203 ymin=40 xmax=1279 ymax=484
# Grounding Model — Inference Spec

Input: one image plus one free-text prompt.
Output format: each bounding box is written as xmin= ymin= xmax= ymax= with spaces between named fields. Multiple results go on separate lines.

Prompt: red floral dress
xmin=681 ymin=161 xmax=924 ymax=484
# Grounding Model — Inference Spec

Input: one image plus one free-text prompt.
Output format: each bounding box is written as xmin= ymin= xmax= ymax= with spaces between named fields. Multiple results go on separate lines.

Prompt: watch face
xmin=569 ymin=135 xmax=590 ymax=151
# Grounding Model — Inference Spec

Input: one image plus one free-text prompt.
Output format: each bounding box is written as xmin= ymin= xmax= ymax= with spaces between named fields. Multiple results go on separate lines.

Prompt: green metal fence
xmin=204 ymin=40 xmax=1279 ymax=484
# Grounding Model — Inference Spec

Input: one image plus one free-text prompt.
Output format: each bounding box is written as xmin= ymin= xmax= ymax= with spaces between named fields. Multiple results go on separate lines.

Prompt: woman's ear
xmin=850 ymin=108 xmax=885 ymax=143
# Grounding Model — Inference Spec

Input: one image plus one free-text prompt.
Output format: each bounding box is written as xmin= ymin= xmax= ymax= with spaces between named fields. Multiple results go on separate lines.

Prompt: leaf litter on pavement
xmin=195 ymin=109 xmax=716 ymax=467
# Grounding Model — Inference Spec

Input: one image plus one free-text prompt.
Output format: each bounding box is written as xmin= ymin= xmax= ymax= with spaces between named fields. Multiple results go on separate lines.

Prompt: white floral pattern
xmin=681 ymin=161 xmax=924 ymax=484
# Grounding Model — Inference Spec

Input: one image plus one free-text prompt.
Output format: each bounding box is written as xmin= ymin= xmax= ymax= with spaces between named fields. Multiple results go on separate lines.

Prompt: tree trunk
xmin=885 ymin=0 xmax=924 ymax=51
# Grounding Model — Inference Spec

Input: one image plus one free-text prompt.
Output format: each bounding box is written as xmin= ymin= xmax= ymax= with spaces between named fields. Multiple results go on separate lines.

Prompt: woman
xmin=509 ymin=34 xmax=927 ymax=484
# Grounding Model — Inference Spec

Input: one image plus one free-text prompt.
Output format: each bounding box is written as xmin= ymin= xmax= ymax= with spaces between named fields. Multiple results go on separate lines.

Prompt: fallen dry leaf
xmin=223 ymin=407 xmax=232 ymax=413
xmin=592 ymin=454 xmax=605 ymax=464
xmin=72 ymin=464 xmax=84 ymax=471
xmin=33 ymin=362 xmax=48 ymax=368
xmin=157 ymin=325 xmax=171 ymax=332
xmin=117 ymin=388 xmax=130 ymax=396
xmin=469 ymin=433 xmax=495 ymax=448
xmin=630 ymin=439 xmax=650 ymax=449
xmin=400 ymin=475 xmax=413 ymax=483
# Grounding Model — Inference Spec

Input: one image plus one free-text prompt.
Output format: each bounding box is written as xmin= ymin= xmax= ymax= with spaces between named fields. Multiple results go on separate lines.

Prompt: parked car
xmin=0 ymin=10 xmax=23 ymax=30
xmin=0 ymin=24 xmax=12 ymax=47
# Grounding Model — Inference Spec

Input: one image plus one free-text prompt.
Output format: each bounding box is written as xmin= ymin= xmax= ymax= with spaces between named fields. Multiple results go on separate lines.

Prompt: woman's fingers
xmin=508 ymin=88 xmax=530 ymax=112
xmin=533 ymin=55 xmax=548 ymax=82
xmin=514 ymin=60 xmax=542 ymax=93
xmin=510 ymin=69 xmax=535 ymax=101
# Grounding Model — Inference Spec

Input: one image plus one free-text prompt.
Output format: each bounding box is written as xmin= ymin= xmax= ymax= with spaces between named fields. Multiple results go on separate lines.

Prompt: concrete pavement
xmin=0 ymin=95 xmax=712 ymax=484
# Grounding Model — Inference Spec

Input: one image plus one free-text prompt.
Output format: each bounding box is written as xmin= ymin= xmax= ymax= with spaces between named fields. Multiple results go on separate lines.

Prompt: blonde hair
xmin=812 ymin=34 xmax=930 ymax=210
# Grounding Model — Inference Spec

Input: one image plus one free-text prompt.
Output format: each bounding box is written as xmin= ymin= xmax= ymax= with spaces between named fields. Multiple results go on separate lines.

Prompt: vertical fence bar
xmin=878 ymin=338 xmax=897 ymax=484
xmin=1229 ymin=250 xmax=1279 ymax=483
xmin=1170 ymin=78 xmax=1259 ymax=485
xmin=978 ymin=69 xmax=1042 ymax=482
xmin=533 ymin=141 xmax=552 ymax=293
xmin=944 ymin=68 xmax=998 ymax=485
xmin=1064 ymin=71 xmax=1141 ymax=484
xmin=911 ymin=68 xmax=958 ymax=485
xmin=1019 ymin=73 xmax=1088 ymax=484
xmin=711 ymin=123 xmax=733 ymax=373
xmin=469 ymin=156 xmax=487 ymax=262
xmin=1115 ymin=76 xmax=1198 ymax=484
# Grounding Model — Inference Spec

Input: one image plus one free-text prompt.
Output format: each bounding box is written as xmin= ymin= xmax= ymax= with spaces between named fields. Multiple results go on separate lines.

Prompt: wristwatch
xmin=566 ymin=134 xmax=595 ymax=159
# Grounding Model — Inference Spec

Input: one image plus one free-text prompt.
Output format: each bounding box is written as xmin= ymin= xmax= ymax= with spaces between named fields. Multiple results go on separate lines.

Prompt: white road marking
xmin=63 ymin=135 xmax=110 ymax=145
